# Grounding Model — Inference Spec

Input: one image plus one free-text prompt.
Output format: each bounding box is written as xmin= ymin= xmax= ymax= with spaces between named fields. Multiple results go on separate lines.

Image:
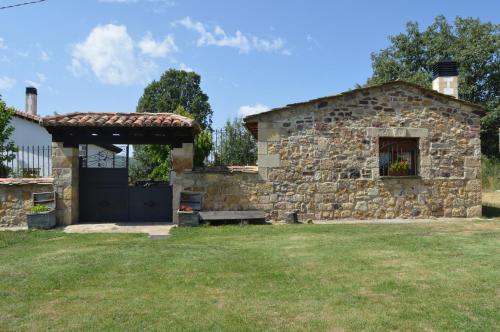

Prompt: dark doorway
xmin=79 ymin=144 xmax=172 ymax=223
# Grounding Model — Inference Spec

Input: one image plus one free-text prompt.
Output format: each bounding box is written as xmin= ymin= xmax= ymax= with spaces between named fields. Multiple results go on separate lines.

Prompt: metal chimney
xmin=25 ymin=86 xmax=37 ymax=115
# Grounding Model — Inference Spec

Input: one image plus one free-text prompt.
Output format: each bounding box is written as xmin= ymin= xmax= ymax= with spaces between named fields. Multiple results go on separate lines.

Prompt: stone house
xmin=178 ymin=61 xmax=484 ymax=221
xmin=0 ymin=61 xmax=486 ymax=226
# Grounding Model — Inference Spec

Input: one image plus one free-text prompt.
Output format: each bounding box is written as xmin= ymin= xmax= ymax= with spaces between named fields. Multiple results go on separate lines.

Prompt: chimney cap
xmin=26 ymin=86 xmax=38 ymax=95
xmin=432 ymin=58 xmax=458 ymax=79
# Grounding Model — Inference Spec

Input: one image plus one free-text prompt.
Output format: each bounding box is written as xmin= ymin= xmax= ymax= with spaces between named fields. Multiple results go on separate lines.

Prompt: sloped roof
xmin=43 ymin=112 xmax=201 ymax=133
xmin=243 ymin=80 xmax=486 ymax=138
xmin=13 ymin=110 xmax=42 ymax=124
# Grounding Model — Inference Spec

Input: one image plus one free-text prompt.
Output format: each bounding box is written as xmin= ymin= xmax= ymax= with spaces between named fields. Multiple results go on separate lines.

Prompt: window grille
xmin=379 ymin=138 xmax=419 ymax=176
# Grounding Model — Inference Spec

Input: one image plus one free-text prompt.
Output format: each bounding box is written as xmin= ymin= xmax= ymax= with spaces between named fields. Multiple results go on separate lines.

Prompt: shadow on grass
xmin=482 ymin=205 xmax=500 ymax=218
xmin=204 ymin=219 xmax=270 ymax=226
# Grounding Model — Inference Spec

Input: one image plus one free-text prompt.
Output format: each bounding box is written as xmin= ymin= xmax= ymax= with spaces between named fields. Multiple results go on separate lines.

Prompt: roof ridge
xmin=41 ymin=111 xmax=201 ymax=133
xmin=13 ymin=110 xmax=42 ymax=124
xmin=244 ymin=80 xmax=486 ymax=120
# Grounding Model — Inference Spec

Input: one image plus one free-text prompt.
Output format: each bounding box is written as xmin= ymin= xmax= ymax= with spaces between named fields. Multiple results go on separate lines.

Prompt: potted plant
xmin=389 ymin=158 xmax=410 ymax=176
xmin=27 ymin=205 xmax=56 ymax=229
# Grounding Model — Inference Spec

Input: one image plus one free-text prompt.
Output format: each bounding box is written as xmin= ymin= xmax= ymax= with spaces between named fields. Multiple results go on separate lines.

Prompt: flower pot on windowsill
xmin=388 ymin=169 xmax=409 ymax=176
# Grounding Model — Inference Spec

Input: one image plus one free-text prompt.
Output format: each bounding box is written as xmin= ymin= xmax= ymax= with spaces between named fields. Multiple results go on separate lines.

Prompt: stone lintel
xmin=366 ymin=127 xmax=429 ymax=138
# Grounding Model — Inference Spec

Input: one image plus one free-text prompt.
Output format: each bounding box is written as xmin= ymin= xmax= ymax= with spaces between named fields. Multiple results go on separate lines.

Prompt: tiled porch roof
xmin=43 ymin=112 xmax=200 ymax=133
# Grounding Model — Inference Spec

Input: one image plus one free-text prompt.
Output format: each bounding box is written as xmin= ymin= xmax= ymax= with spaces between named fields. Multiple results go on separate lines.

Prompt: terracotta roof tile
xmin=42 ymin=112 xmax=201 ymax=133
xmin=12 ymin=110 xmax=42 ymax=124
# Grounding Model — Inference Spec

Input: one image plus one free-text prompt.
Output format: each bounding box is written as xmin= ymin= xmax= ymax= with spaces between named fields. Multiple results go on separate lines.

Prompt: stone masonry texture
xmin=181 ymin=82 xmax=482 ymax=222
xmin=0 ymin=180 xmax=54 ymax=226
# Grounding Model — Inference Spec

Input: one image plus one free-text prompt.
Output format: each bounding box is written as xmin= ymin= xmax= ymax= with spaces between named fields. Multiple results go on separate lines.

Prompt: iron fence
xmin=379 ymin=138 xmax=419 ymax=177
xmin=207 ymin=129 xmax=257 ymax=166
xmin=79 ymin=144 xmax=128 ymax=169
xmin=0 ymin=145 xmax=52 ymax=178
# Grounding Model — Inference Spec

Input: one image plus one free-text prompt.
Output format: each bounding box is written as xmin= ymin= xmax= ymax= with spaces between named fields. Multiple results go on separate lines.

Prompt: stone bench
xmin=199 ymin=211 xmax=266 ymax=224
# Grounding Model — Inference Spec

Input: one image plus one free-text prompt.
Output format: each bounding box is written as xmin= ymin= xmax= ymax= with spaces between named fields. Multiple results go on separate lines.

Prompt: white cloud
xmin=238 ymin=103 xmax=270 ymax=117
xmin=40 ymin=50 xmax=50 ymax=61
xmin=0 ymin=37 xmax=6 ymax=50
xmin=0 ymin=76 xmax=16 ymax=90
xmin=25 ymin=80 xmax=40 ymax=89
xmin=138 ymin=32 xmax=178 ymax=58
xmin=69 ymin=24 xmax=156 ymax=85
xmin=174 ymin=17 xmax=289 ymax=54
xmin=25 ymin=73 xmax=47 ymax=89
xmin=179 ymin=63 xmax=193 ymax=72
xmin=36 ymin=72 xmax=47 ymax=82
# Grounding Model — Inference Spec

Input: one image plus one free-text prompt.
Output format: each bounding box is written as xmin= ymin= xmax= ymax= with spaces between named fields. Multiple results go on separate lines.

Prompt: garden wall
xmin=0 ymin=178 xmax=54 ymax=227
xmin=172 ymin=166 xmax=271 ymax=212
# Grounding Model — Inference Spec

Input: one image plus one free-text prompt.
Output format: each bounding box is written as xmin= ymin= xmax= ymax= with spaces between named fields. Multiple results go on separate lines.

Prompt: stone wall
xmin=173 ymin=166 xmax=270 ymax=212
xmin=0 ymin=178 xmax=54 ymax=227
xmin=248 ymin=82 xmax=482 ymax=221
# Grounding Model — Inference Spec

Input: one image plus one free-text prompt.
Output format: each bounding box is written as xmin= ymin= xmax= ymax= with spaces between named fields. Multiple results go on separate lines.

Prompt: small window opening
xmin=379 ymin=137 xmax=419 ymax=176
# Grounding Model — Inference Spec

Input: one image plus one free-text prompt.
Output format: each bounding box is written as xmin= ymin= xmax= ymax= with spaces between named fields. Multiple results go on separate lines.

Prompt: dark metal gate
xmin=79 ymin=145 xmax=172 ymax=223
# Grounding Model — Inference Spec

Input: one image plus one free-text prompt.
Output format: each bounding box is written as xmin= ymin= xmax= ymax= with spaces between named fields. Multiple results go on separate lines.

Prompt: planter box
xmin=27 ymin=210 xmax=56 ymax=229
xmin=178 ymin=211 xmax=199 ymax=227
xmin=388 ymin=170 xmax=409 ymax=176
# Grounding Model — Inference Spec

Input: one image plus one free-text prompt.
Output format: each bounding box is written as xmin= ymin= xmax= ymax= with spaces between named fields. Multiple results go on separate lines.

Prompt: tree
xmin=137 ymin=69 xmax=212 ymax=129
xmin=366 ymin=16 xmax=499 ymax=156
xmin=130 ymin=69 xmax=213 ymax=181
xmin=0 ymin=97 xmax=18 ymax=177
xmin=214 ymin=118 xmax=257 ymax=166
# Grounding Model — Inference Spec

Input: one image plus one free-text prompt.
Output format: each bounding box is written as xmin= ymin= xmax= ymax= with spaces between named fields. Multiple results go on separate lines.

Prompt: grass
xmin=1 ymin=222 xmax=499 ymax=331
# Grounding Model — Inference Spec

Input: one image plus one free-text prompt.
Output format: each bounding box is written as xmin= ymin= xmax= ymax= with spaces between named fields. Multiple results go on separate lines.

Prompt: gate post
xmin=170 ymin=143 xmax=194 ymax=224
xmin=52 ymin=142 xmax=79 ymax=225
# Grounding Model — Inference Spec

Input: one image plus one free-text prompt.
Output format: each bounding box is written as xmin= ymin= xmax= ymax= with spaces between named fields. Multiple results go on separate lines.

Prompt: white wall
xmin=7 ymin=117 xmax=52 ymax=177
xmin=10 ymin=117 xmax=51 ymax=146
xmin=7 ymin=117 xmax=120 ymax=176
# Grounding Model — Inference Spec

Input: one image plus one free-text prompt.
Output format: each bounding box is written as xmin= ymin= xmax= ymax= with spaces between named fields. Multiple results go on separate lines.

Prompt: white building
xmin=4 ymin=87 xmax=122 ymax=177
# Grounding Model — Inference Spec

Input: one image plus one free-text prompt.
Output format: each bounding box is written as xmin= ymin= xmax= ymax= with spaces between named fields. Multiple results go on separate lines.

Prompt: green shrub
xmin=480 ymin=109 xmax=500 ymax=158
xmin=481 ymin=156 xmax=500 ymax=191
xmin=194 ymin=130 xmax=212 ymax=167
xmin=30 ymin=205 xmax=51 ymax=214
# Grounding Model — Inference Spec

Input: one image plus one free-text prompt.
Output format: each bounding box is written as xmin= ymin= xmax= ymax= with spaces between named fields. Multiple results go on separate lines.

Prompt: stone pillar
xmin=52 ymin=142 xmax=79 ymax=225
xmin=257 ymin=122 xmax=281 ymax=180
xmin=170 ymin=143 xmax=194 ymax=224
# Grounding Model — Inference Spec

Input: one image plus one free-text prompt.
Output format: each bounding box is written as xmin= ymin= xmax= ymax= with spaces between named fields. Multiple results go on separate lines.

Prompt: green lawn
xmin=1 ymin=222 xmax=499 ymax=331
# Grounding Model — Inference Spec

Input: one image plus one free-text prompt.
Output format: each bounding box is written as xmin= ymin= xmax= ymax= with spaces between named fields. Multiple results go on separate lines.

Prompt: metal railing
xmin=379 ymin=138 xmax=419 ymax=176
xmin=207 ymin=129 xmax=257 ymax=166
xmin=0 ymin=145 xmax=52 ymax=178
xmin=80 ymin=144 xmax=128 ymax=169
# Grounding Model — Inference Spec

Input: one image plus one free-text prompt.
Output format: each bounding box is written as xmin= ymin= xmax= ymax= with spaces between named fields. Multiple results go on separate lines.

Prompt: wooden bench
xmin=199 ymin=211 xmax=266 ymax=224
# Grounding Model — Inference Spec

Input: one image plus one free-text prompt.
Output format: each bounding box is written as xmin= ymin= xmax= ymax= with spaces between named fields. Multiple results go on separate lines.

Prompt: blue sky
xmin=0 ymin=0 xmax=498 ymax=128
